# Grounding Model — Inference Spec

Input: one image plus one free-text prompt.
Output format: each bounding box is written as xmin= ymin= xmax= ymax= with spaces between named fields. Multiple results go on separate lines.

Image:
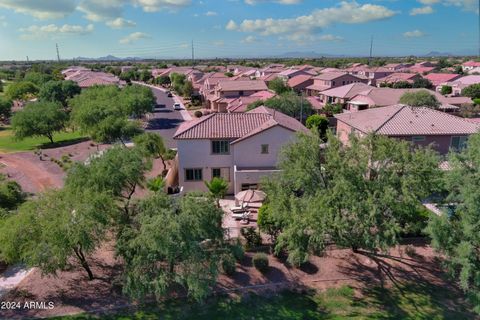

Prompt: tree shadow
xmin=39 ymin=137 xmax=89 ymax=149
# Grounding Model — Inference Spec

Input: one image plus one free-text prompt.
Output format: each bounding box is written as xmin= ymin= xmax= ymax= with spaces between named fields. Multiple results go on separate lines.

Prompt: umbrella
xmin=235 ymin=189 xmax=266 ymax=204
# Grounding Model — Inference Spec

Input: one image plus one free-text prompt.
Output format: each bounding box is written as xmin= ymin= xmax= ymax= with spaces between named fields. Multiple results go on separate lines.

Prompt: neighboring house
xmin=347 ymin=88 xmax=471 ymax=112
xmin=287 ymin=74 xmax=314 ymax=93
xmin=347 ymin=67 xmax=393 ymax=86
xmin=376 ymin=73 xmax=422 ymax=86
xmin=423 ymin=73 xmax=462 ymax=87
xmin=64 ymin=69 xmax=124 ymax=88
xmin=384 ymin=63 xmax=412 ymax=71
xmin=317 ymin=83 xmax=373 ymax=109
xmin=226 ymin=91 xmax=276 ymax=113
xmin=208 ymin=80 xmax=268 ymax=112
xmin=278 ymin=68 xmax=314 ymax=81
xmin=306 ymin=72 xmax=367 ymax=96
xmin=462 ymin=61 xmax=480 ymax=73
xmin=174 ymin=106 xmax=308 ymax=194
xmin=437 ymin=75 xmax=480 ymax=96
xmin=335 ymin=104 xmax=479 ymax=154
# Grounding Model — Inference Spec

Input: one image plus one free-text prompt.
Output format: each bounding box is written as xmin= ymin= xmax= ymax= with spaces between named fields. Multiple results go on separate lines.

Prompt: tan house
xmin=208 ymin=80 xmax=268 ymax=112
xmin=306 ymin=72 xmax=368 ymax=96
xmin=173 ymin=106 xmax=308 ymax=194
xmin=335 ymin=104 xmax=479 ymax=155
xmin=316 ymin=83 xmax=373 ymax=109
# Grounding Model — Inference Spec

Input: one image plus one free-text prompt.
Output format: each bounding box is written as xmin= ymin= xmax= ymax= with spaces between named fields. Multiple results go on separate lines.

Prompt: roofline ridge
xmin=173 ymin=113 xmax=215 ymax=138
xmin=373 ymin=104 xmax=406 ymax=133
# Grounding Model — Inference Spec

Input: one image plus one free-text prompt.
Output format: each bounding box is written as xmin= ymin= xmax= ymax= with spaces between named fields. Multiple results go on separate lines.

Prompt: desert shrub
xmin=221 ymin=254 xmax=236 ymax=276
xmin=194 ymin=110 xmax=203 ymax=118
xmin=231 ymin=241 xmax=245 ymax=261
xmin=253 ymin=253 xmax=269 ymax=272
xmin=241 ymin=227 xmax=262 ymax=249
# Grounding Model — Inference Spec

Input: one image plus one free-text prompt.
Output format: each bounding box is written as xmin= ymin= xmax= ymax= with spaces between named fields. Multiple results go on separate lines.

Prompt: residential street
xmin=144 ymin=86 xmax=186 ymax=148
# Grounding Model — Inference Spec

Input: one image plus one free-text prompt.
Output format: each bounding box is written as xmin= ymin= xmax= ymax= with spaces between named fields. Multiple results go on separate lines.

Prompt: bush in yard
xmin=253 ymin=253 xmax=269 ymax=272
xmin=194 ymin=110 xmax=203 ymax=118
xmin=221 ymin=254 xmax=236 ymax=276
xmin=241 ymin=227 xmax=262 ymax=249
xmin=231 ymin=240 xmax=245 ymax=261
xmin=440 ymin=85 xmax=452 ymax=95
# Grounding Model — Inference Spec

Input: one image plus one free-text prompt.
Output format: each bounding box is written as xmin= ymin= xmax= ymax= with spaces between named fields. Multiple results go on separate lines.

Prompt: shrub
xmin=194 ymin=110 xmax=203 ymax=118
xmin=440 ymin=85 xmax=452 ymax=95
xmin=253 ymin=253 xmax=269 ymax=272
xmin=231 ymin=241 xmax=245 ymax=261
xmin=257 ymin=204 xmax=281 ymax=243
xmin=405 ymin=245 xmax=417 ymax=257
xmin=221 ymin=254 xmax=236 ymax=275
xmin=241 ymin=227 xmax=262 ymax=249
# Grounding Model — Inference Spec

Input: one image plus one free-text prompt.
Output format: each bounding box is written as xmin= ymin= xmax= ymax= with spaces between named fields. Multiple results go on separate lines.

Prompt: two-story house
xmin=208 ymin=80 xmax=268 ymax=112
xmin=306 ymin=72 xmax=368 ymax=96
xmin=173 ymin=106 xmax=308 ymax=194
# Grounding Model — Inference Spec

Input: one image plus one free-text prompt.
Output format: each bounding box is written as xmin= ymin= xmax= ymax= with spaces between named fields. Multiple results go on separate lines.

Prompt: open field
xmin=0 ymin=128 xmax=87 ymax=153
xmin=50 ymin=284 xmax=473 ymax=320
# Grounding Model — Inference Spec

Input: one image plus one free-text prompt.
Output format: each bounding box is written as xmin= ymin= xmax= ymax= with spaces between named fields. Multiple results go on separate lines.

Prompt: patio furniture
xmin=232 ymin=211 xmax=251 ymax=220
xmin=230 ymin=202 xmax=248 ymax=213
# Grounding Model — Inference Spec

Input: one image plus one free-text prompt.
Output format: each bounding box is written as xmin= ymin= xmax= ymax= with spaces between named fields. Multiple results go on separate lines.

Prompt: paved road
xmin=145 ymin=87 xmax=185 ymax=148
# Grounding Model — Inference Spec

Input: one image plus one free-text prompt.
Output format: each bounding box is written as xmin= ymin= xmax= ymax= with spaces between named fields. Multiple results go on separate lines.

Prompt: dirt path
xmin=0 ymin=154 xmax=62 ymax=191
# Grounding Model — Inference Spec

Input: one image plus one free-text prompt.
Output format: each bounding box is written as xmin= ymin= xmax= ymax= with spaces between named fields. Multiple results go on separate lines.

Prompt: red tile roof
xmin=287 ymin=74 xmax=314 ymax=88
xmin=335 ymin=105 xmax=479 ymax=136
xmin=174 ymin=106 xmax=307 ymax=141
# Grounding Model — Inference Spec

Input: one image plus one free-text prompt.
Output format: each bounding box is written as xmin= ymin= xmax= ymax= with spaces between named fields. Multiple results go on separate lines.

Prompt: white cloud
xmin=318 ymin=34 xmax=344 ymax=41
xmin=418 ymin=0 xmax=440 ymax=4
xmin=410 ymin=6 xmax=434 ymax=15
xmin=245 ymin=0 xmax=302 ymax=4
xmin=78 ymin=0 xmax=125 ymax=22
xmin=443 ymin=0 xmax=478 ymax=12
xmin=20 ymin=23 xmax=94 ymax=39
xmin=119 ymin=31 xmax=150 ymax=44
xmin=0 ymin=0 xmax=76 ymax=19
xmin=0 ymin=15 xmax=6 ymax=27
xmin=213 ymin=40 xmax=225 ymax=46
xmin=132 ymin=0 xmax=192 ymax=12
xmin=106 ymin=17 xmax=136 ymax=28
xmin=227 ymin=1 xmax=396 ymax=42
xmin=205 ymin=11 xmax=217 ymax=16
xmin=403 ymin=30 xmax=426 ymax=38
xmin=241 ymin=35 xmax=257 ymax=43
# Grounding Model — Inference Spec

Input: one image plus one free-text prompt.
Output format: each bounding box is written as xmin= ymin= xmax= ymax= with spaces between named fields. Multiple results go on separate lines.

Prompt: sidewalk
xmin=0 ymin=265 xmax=34 ymax=298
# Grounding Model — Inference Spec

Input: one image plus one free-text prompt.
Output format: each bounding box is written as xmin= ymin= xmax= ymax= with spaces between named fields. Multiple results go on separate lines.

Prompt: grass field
xmin=52 ymin=283 xmax=474 ymax=320
xmin=0 ymin=127 xmax=87 ymax=153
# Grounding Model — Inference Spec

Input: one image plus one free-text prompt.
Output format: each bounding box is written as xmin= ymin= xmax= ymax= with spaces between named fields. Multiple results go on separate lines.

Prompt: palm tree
xmin=205 ymin=177 xmax=229 ymax=208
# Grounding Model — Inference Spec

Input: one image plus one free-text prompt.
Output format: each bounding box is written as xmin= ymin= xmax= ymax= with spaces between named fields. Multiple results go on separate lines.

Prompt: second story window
xmin=261 ymin=144 xmax=269 ymax=154
xmin=212 ymin=140 xmax=230 ymax=154
xmin=185 ymin=168 xmax=203 ymax=181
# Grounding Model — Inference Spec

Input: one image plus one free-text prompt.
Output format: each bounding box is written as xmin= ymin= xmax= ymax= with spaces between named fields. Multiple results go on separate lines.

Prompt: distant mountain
xmin=423 ymin=51 xmax=454 ymax=57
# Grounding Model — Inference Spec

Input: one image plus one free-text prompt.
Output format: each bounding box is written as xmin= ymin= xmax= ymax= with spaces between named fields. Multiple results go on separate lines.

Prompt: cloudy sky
xmin=0 ymin=0 xmax=477 ymax=60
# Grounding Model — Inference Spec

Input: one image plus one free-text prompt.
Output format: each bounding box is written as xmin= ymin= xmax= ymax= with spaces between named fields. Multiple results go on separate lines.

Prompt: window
xmin=412 ymin=136 xmax=426 ymax=143
xmin=212 ymin=168 xmax=221 ymax=178
xmin=239 ymin=90 xmax=244 ymax=96
xmin=261 ymin=144 xmax=269 ymax=154
xmin=332 ymin=81 xmax=336 ymax=86
xmin=211 ymin=140 xmax=230 ymax=154
xmin=342 ymin=81 xmax=345 ymax=85
xmin=241 ymin=183 xmax=258 ymax=191
xmin=451 ymin=136 xmax=468 ymax=150
xmin=212 ymin=167 xmax=230 ymax=181
xmin=185 ymin=168 xmax=202 ymax=181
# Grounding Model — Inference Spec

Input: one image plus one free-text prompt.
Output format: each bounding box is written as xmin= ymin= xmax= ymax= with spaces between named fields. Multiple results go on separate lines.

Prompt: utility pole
xmin=26 ymin=56 xmax=29 ymax=62
xmin=56 ymin=43 xmax=61 ymax=62
xmin=368 ymin=35 xmax=374 ymax=66
xmin=191 ymin=40 xmax=195 ymax=68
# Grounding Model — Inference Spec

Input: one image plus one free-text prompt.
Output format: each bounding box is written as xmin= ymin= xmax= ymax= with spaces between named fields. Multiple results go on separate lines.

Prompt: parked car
xmin=173 ymin=103 xmax=182 ymax=110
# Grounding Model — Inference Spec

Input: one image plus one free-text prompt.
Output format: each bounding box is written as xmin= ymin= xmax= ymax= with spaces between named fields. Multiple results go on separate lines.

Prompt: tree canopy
xmin=463 ymin=84 xmax=480 ymax=100
xmin=264 ymin=131 xmax=440 ymax=265
xmin=5 ymin=81 xmax=38 ymax=100
xmin=305 ymin=114 xmax=329 ymax=140
xmin=0 ymin=97 xmax=12 ymax=122
xmin=399 ymin=90 xmax=440 ymax=108
xmin=268 ymin=77 xmax=291 ymax=95
xmin=70 ymin=85 xmax=153 ymax=143
xmin=0 ymin=189 xmax=116 ymax=280
xmin=261 ymin=92 xmax=313 ymax=121
xmin=117 ymin=192 xmax=232 ymax=301
xmin=426 ymin=133 xmax=480 ymax=313
xmin=11 ymin=101 xmax=68 ymax=143
xmin=38 ymin=80 xmax=81 ymax=107
xmin=412 ymin=78 xmax=433 ymax=89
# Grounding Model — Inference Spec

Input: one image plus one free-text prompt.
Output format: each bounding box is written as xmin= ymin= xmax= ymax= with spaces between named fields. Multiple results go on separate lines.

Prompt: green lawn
xmin=51 ymin=283 xmax=474 ymax=320
xmin=0 ymin=128 xmax=87 ymax=153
